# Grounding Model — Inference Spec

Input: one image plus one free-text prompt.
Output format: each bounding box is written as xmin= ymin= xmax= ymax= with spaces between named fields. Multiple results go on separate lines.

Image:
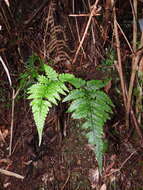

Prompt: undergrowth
xmin=27 ymin=55 xmax=114 ymax=173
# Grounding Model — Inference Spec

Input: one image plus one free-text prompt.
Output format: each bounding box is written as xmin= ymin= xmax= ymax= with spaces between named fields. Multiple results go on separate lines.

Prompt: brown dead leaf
xmin=88 ymin=168 xmax=99 ymax=189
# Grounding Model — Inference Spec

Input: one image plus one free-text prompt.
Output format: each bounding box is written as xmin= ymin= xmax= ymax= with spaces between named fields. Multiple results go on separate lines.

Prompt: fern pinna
xmin=28 ymin=63 xmax=114 ymax=173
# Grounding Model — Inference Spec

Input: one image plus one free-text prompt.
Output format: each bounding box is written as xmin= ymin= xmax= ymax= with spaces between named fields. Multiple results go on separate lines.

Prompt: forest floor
xmin=0 ymin=89 xmax=143 ymax=190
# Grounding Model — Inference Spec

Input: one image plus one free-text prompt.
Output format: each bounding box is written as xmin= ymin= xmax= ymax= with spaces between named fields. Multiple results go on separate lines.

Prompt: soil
xmin=0 ymin=100 xmax=97 ymax=190
xmin=0 ymin=96 xmax=143 ymax=190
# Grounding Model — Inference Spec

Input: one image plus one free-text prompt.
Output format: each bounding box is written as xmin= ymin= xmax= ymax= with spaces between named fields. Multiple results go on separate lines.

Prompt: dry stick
xmin=0 ymin=168 xmax=24 ymax=179
xmin=72 ymin=0 xmax=86 ymax=58
xmin=126 ymin=0 xmax=138 ymax=121
xmin=9 ymin=88 xmax=15 ymax=156
xmin=113 ymin=4 xmax=127 ymax=109
xmin=9 ymin=88 xmax=20 ymax=156
xmin=131 ymin=109 xmax=143 ymax=141
xmin=0 ymin=56 xmax=12 ymax=87
xmin=104 ymin=150 xmax=137 ymax=177
xmin=61 ymin=170 xmax=71 ymax=190
xmin=132 ymin=0 xmax=138 ymax=52
xmin=69 ymin=13 xmax=100 ymax=17
xmin=116 ymin=21 xmax=134 ymax=54
xmin=0 ymin=56 xmax=16 ymax=156
xmin=115 ymin=62 xmax=143 ymax=141
xmin=72 ymin=0 xmax=100 ymax=63
xmin=127 ymin=54 xmax=142 ymax=115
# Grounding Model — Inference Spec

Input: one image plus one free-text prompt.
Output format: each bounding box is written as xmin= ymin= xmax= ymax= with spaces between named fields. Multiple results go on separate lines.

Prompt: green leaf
xmin=65 ymin=80 xmax=114 ymax=173
xmin=59 ymin=73 xmax=86 ymax=88
xmin=63 ymin=89 xmax=86 ymax=102
xmin=86 ymin=79 xmax=110 ymax=90
xmin=27 ymin=78 xmax=69 ymax=146
xmin=44 ymin=64 xmax=58 ymax=80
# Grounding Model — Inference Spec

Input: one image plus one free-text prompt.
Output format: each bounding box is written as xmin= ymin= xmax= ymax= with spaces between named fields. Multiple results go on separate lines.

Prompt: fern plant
xmin=27 ymin=63 xmax=114 ymax=173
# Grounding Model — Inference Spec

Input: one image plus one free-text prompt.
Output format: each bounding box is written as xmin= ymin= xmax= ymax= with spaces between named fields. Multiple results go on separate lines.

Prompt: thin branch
xmin=0 ymin=56 xmax=12 ymax=86
xmin=116 ymin=21 xmax=134 ymax=54
xmin=72 ymin=0 xmax=100 ymax=63
xmin=9 ymin=88 xmax=21 ymax=156
xmin=113 ymin=1 xmax=127 ymax=109
xmin=0 ymin=168 xmax=24 ymax=179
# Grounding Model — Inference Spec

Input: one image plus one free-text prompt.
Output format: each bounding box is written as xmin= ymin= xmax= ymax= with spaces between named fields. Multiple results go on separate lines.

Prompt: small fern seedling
xmin=63 ymin=79 xmax=114 ymax=173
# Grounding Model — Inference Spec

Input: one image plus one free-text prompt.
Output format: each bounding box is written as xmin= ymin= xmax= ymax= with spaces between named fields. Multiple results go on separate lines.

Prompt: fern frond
xmin=28 ymin=67 xmax=69 ymax=145
xmin=63 ymin=81 xmax=114 ymax=173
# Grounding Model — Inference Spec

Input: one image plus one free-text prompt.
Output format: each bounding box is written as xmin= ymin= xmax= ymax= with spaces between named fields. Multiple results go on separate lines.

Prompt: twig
xmin=24 ymin=0 xmax=49 ymax=26
xmin=126 ymin=0 xmax=139 ymax=123
xmin=9 ymin=88 xmax=21 ymax=156
xmin=72 ymin=0 xmax=86 ymax=58
xmin=9 ymin=88 xmax=15 ymax=156
xmin=104 ymin=150 xmax=137 ymax=177
xmin=127 ymin=50 xmax=143 ymax=123
xmin=119 ymin=150 xmax=137 ymax=170
xmin=113 ymin=1 xmax=127 ymax=109
xmin=0 ymin=56 xmax=12 ymax=86
xmin=116 ymin=21 xmax=134 ymax=54
xmin=130 ymin=109 xmax=143 ymax=141
xmin=72 ymin=0 xmax=100 ymax=63
xmin=132 ymin=0 xmax=138 ymax=52
xmin=0 ymin=168 xmax=24 ymax=179
xmin=61 ymin=170 xmax=71 ymax=190
xmin=69 ymin=13 xmax=100 ymax=17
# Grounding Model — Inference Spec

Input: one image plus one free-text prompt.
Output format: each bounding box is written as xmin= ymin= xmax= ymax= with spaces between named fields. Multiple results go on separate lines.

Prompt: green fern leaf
xmin=37 ymin=75 xmax=50 ymax=84
xmin=64 ymin=81 xmax=114 ymax=173
xmin=28 ymin=81 xmax=69 ymax=146
xmin=63 ymin=89 xmax=86 ymax=102
xmin=59 ymin=73 xmax=86 ymax=88
xmin=44 ymin=64 xmax=58 ymax=80
xmin=86 ymin=79 xmax=110 ymax=90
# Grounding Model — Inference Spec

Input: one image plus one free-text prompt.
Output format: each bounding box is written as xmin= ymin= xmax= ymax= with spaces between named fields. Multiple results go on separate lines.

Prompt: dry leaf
xmin=88 ymin=168 xmax=99 ymax=188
